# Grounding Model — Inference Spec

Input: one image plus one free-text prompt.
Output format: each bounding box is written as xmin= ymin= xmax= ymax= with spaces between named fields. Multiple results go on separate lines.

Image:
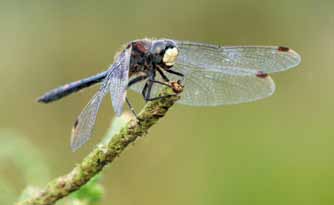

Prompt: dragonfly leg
xmin=165 ymin=69 xmax=184 ymax=77
xmin=142 ymin=80 xmax=178 ymax=101
xmin=145 ymin=94 xmax=177 ymax=101
xmin=141 ymin=81 xmax=148 ymax=98
xmin=143 ymin=70 xmax=156 ymax=101
xmin=143 ymin=80 xmax=176 ymax=101
xmin=156 ymin=66 xmax=170 ymax=82
xmin=126 ymin=73 xmax=148 ymax=99
xmin=144 ymin=80 xmax=154 ymax=101
xmin=148 ymin=79 xmax=172 ymax=87
xmin=127 ymin=74 xmax=148 ymax=88
xmin=125 ymin=97 xmax=139 ymax=119
xmin=144 ymin=72 xmax=177 ymax=101
xmin=165 ymin=69 xmax=185 ymax=81
xmin=126 ymin=74 xmax=148 ymax=119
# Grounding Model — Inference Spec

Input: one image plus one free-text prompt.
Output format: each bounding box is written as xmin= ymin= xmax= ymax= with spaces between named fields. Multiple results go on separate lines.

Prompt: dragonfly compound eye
xmin=162 ymin=47 xmax=178 ymax=66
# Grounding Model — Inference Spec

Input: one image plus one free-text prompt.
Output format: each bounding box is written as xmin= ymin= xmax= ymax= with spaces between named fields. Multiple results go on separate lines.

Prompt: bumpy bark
xmin=17 ymin=83 xmax=182 ymax=205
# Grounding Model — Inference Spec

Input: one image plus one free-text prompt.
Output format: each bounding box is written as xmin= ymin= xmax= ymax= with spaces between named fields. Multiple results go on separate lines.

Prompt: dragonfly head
xmin=151 ymin=39 xmax=178 ymax=69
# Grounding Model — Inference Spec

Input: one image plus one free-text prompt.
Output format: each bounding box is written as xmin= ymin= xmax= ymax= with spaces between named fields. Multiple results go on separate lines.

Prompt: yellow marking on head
xmin=163 ymin=47 xmax=178 ymax=66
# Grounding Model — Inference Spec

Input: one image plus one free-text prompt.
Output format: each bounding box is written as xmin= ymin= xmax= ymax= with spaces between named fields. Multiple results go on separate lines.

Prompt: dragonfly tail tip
xmin=36 ymin=96 xmax=49 ymax=103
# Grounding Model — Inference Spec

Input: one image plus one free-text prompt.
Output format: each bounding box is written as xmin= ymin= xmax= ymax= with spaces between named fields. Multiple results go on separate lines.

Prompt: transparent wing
xmin=70 ymin=47 xmax=131 ymax=151
xmin=70 ymin=80 xmax=109 ymax=151
xmin=175 ymin=64 xmax=275 ymax=106
xmin=175 ymin=41 xmax=301 ymax=74
xmin=108 ymin=47 xmax=131 ymax=116
xmin=130 ymin=41 xmax=300 ymax=106
xmin=129 ymin=64 xmax=275 ymax=106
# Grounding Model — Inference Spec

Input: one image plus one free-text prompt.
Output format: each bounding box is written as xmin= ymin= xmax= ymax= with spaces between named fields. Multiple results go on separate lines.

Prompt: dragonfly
xmin=37 ymin=38 xmax=301 ymax=151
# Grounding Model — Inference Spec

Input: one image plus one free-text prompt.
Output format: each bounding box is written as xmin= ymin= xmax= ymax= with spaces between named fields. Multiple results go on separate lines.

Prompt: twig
xmin=17 ymin=82 xmax=183 ymax=205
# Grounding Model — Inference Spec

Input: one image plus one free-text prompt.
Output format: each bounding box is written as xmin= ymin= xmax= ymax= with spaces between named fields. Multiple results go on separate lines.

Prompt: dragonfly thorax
xmin=129 ymin=39 xmax=178 ymax=75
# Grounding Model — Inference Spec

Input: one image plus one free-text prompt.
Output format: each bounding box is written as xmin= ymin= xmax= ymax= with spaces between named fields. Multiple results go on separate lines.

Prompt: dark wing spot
xmin=71 ymin=119 xmax=79 ymax=139
xmin=278 ymin=46 xmax=290 ymax=52
xmin=256 ymin=71 xmax=268 ymax=79
xmin=73 ymin=118 xmax=79 ymax=129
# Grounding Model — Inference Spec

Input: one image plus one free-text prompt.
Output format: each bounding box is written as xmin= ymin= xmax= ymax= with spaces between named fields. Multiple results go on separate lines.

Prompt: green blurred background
xmin=1 ymin=0 xmax=333 ymax=204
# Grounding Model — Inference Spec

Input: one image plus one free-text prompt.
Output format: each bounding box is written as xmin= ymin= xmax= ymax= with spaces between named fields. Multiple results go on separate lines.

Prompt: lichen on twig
xmin=17 ymin=82 xmax=183 ymax=205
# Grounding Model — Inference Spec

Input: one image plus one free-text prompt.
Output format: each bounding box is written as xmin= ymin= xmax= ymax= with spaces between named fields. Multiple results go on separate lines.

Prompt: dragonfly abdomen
xmin=37 ymin=71 xmax=108 ymax=103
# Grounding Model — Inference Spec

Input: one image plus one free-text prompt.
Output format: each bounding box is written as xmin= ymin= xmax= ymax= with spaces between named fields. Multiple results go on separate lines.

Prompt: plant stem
xmin=17 ymin=83 xmax=182 ymax=205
